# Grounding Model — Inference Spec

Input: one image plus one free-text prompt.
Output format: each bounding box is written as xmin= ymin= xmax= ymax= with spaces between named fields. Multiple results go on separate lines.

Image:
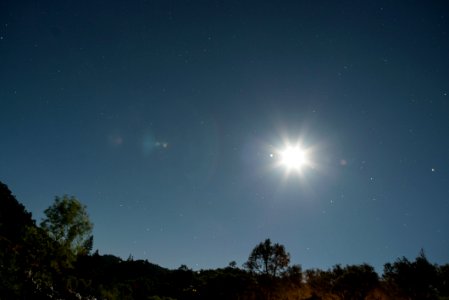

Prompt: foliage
xmin=245 ymin=238 xmax=291 ymax=278
xmin=195 ymin=267 xmax=255 ymax=299
xmin=0 ymin=182 xmax=38 ymax=298
xmin=0 ymin=181 xmax=34 ymax=241
xmin=305 ymin=263 xmax=379 ymax=300
xmin=2 ymin=181 xmax=449 ymax=300
xmin=0 ymin=184 xmax=96 ymax=299
xmin=383 ymin=249 xmax=439 ymax=299
xmin=41 ymin=195 xmax=94 ymax=256
xmin=438 ymin=264 xmax=449 ymax=298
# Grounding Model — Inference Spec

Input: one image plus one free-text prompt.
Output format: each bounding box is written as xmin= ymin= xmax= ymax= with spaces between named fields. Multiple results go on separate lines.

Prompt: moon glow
xmin=272 ymin=141 xmax=312 ymax=176
xmin=279 ymin=146 xmax=307 ymax=171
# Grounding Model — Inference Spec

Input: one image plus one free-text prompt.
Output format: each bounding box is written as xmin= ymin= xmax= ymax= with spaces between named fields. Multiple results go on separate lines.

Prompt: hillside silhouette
xmin=1 ymin=181 xmax=448 ymax=300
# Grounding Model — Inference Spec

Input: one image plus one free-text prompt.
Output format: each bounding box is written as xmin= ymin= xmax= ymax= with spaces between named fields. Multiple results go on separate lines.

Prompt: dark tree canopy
xmin=383 ymin=249 xmax=439 ymax=299
xmin=2 ymin=181 xmax=449 ymax=300
xmin=0 ymin=181 xmax=34 ymax=241
xmin=0 ymin=182 xmax=62 ymax=298
xmin=245 ymin=238 xmax=290 ymax=277
xmin=305 ymin=263 xmax=378 ymax=300
xmin=41 ymin=195 xmax=93 ymax=256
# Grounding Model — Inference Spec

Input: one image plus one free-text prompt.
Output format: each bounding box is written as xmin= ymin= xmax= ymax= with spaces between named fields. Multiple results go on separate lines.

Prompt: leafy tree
xmin=245 ymin=238 xmax=290 ymax=277
xmin=383 ymin=250 xmax=438 ymax=299
xmin=196 ymin=267 xmax=255 ymax=300
xmin=305 ymin=264 xmax=378 ymax=300
xmin=282 ymin=264 xmax=303 ymax=286
xmin=331 ymin=263 xmax=379 ymax=300
xmin=0 ymin=182 xmax=66 ymax=299
xmin=305 ymin=268 xmax=335 ymax=298
xmin=228 ymin=260 xmax=237 ymax=268
xmin=41 ymin=195 xmax=93 ymax=257
xmin=0 ymin=181 xmax=36 ymax=298
xmin=0 ymin=181 xmax=34 ymax=241
xmin=437 ymin=264 xmax=449 ymax=298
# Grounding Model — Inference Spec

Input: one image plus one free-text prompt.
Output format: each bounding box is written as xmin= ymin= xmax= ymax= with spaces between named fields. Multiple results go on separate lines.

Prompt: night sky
xmin=1 ymin=0 xmax=449 ymax=273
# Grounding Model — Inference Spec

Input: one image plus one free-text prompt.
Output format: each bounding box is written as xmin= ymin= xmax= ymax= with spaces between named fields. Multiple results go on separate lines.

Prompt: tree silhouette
xmin=0 ymin=181 xmax=34 ymax=241
xmin=438 ymin=264 xmax=449 ymax=298
xmin=332 ymin=263 xmax=378 ymax=300
xmin=0 ymin=182 xmax=63 ymax=298
xmin=0 ymin=181 xmax=35 ymax=298
xmin=41 ymin=195 xmax=93 ymax=257
xmin=4 ymin=181 xmax=449 ymax=300
xmin=245 ymin=238 xmax=290 ymax=278
xmin=383 ymin=249 xmax=438 ymax=299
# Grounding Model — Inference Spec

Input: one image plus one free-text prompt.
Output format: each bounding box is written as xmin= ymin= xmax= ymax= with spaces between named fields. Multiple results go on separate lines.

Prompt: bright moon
xmin=279 ymin=146 xmax=308 ymax=171
xmin=272 ymin=140 xmax=313 ymax=175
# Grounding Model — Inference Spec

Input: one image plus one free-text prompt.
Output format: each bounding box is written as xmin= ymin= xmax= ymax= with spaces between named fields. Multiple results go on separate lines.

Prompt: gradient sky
xmin=1 ymin=0 xmax=449 ymax=273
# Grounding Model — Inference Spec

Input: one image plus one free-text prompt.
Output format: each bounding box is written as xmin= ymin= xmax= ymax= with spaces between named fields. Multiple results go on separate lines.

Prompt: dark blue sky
xmin=1 ymin=0 xmax=449 ymax=272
